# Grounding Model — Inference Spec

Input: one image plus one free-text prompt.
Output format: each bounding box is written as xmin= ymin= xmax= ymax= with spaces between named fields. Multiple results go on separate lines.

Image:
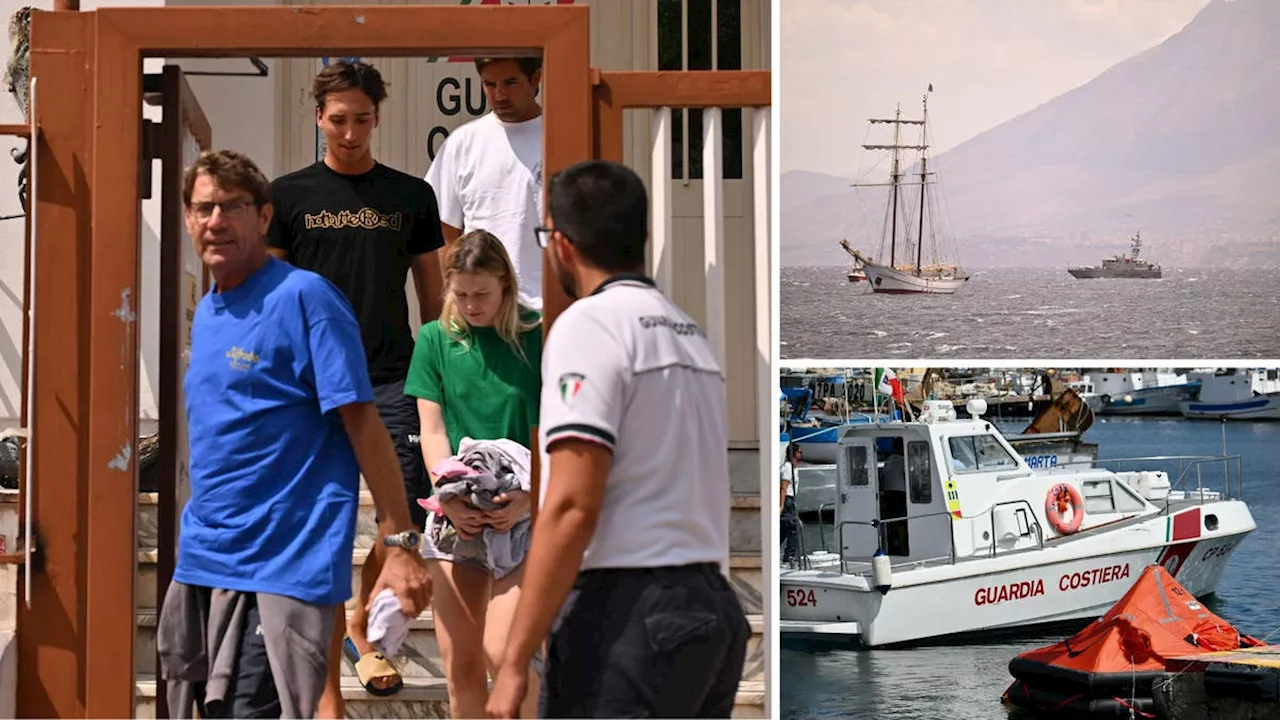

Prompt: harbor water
xmin=780 ymin=416 xmax=1280 ymax=719
xmin=780 ymin=266 xmax=1280 ymax=359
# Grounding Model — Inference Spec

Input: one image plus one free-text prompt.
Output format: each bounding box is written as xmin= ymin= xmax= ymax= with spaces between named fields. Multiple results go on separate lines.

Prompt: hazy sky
xmin=782 ymin=0 xmax=1212 ymax=177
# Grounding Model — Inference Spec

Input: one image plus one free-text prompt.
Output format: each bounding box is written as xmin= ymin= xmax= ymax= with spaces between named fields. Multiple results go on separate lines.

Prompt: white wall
xmin=0 ymin=0 xmax=167 ymax=433
xmin=0 ymin=0 xmax=279 ymax=432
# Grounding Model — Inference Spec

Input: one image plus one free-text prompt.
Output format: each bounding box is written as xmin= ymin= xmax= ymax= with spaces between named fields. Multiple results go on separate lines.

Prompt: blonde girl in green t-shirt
xmin=402 ymin=228 xmax=541 ymax=719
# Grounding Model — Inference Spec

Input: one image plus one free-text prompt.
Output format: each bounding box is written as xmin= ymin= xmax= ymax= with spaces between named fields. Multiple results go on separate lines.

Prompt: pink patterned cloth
xmin=432 ymin=457 xmax=476 ymax=479
xmin=415 ymin=458 xmax=480 ymax=516
xmin=417 ymin=496 xmax=445 ymax=516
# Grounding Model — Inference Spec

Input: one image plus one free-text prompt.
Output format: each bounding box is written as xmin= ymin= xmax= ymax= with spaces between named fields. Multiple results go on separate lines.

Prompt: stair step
xmin=136 ymin=549 xmax=761 ymax=612
xmin=133 ymin=675 xmax=767 ymax=718
xmin=134 ymin=607 xmax=765 ymax=686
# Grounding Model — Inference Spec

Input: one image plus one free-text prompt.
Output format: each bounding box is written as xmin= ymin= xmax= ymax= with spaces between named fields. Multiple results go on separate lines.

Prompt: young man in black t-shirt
xmin=266 ymin=60 xmax=443 ymax=712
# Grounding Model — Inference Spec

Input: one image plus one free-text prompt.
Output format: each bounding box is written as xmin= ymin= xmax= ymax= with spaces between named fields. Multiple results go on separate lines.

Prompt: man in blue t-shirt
xmin=155 ymin=149 xmax=431 ymax=719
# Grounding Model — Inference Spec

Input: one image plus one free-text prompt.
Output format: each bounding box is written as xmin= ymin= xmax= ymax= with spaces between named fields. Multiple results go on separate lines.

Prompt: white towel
xmin=365 ymin=588 xmax=411 ymax=658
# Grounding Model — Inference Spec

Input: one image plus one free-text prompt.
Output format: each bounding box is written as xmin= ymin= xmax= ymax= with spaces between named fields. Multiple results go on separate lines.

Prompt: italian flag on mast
xmin=875 ymin=368 xmax=906 ymax=404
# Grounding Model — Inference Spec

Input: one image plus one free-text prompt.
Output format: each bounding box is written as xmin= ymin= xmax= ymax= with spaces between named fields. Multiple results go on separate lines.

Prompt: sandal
xmin=342 ymin=636 xmax=404 ymax=697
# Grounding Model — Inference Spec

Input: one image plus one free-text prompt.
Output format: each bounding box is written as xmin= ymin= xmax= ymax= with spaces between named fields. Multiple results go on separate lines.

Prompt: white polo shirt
xmin=538 ymin=275 xmax=730 ymax=570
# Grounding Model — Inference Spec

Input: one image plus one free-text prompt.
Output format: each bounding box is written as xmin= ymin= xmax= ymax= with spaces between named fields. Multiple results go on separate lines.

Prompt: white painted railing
xmin=647 ymin=102 xmax=773 ymax=713
xmin=750 ymin=105 xmax=772 ymax=720
xmin=647 ymin=104 xmax=771 ymax=376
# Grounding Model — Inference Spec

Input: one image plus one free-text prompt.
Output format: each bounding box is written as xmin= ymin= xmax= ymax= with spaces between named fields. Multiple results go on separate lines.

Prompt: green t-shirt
xmin=403 ymin=313 xmax=542 ymax=456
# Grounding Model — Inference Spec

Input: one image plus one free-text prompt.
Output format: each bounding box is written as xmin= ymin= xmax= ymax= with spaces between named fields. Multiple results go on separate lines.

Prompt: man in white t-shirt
xmin=485 ymin=160 xmax=750 ymax=719
xmin=780 ymin=443 xmax=802 ymax=565
xmin=425 ymin=57 xmax=544 ymax=310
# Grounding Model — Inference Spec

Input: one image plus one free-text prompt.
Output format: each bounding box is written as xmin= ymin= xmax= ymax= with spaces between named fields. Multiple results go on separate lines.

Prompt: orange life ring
xmin=1045 ymin=482 xmax=1085 ymax=535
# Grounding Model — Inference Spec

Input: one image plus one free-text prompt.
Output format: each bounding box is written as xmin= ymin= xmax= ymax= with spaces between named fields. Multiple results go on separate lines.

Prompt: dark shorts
xmin=540 ymin=562 xmax=751 ymax=718
xmin=372 ymin=378 xmax=430 ymax=530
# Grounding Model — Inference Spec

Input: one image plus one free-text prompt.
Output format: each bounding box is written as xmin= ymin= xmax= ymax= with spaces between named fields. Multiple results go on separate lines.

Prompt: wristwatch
xmin=382 ymin=530 xmax=421 ymax=550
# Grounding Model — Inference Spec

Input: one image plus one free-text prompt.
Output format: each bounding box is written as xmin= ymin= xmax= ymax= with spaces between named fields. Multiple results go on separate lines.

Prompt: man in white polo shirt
xmin=486 ymin=160 xmax=750 ymax=719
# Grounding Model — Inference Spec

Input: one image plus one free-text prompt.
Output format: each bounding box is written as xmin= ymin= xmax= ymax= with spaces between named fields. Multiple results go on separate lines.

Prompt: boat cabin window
xmin=907 ymin=440 xmax=932 ymax=504
xmin=844 ymin=445 xmax=869 ymax=486
xmin=1084 ymin=479 xmax=1146 ymax=514
xmin=947 ymin=434 xmax=1018 ymax=473
xmin=1082 ymin=480 xmax=1115 ymax=513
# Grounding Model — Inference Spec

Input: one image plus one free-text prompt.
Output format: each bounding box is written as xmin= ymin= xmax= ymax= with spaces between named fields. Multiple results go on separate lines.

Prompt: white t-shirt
xmin=424 ymin=112 xmax=544 ymax=310
xmin=538 ymin=276 xmax=729 ymax=570
xmin=780 ymin=462 xmax=796 ymax=497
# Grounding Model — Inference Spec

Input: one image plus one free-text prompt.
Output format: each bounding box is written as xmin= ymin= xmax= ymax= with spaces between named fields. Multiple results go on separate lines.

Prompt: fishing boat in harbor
xmin=1067 ymin=368 xmax=1201 ymax=416
xmin=844 ymin=89 xmax=968 ymax=295
xmin=779 ymin=400 xmax=1255 ymax=648
xmin=1180 ymin=369 xmax=1280 ymax=420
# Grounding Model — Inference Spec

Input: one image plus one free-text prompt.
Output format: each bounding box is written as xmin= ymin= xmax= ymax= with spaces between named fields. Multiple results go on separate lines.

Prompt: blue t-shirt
xmin=175 ymin=257 xmax=374 ymax=605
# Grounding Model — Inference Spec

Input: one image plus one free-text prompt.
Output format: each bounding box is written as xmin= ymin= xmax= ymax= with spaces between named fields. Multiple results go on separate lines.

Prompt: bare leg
xmin=348 ymin=542 xmax=381 ymax=655
xmin=345 ymin=542 xmax=402 ymax=692
xmin=316 ymin=605 xmax=346 ymax=718
xmin=483 ymin=563 xmax=539 ymax=719
xmin=429 ymin=559 xmax=493 ymax=719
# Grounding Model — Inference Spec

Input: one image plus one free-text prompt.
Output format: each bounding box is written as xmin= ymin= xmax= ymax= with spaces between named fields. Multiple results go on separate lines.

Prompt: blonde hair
xmin=440 ymin=230 xmax=539 ymax=362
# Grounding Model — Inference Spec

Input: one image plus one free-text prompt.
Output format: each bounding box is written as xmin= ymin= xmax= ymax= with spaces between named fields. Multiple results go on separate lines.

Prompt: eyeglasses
xmin=189 ymin=198 xmax=256 ymax=221
xmin=533 ymin=225 xmax=553 ymax=248
xmin=533 ymin=225 xmax=575 ymax=249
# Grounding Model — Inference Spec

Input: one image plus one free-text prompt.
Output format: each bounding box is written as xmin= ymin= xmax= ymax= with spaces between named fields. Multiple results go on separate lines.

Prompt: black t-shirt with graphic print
xmin=268 ymin=161 xmax=444 ymax=384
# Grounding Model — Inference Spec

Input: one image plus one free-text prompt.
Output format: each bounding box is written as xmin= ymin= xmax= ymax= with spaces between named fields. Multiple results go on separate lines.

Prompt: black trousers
xmin=540 ymin=562 xmax=751 ymax=718
xmin=372 ymin=377 xmax=430 ymax=530
xmin=780 ymin=495 xmax=800 ymax=562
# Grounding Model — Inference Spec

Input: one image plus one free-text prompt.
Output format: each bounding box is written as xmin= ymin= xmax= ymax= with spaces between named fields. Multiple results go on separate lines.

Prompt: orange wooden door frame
xmin=591 ymin=69 xmax=771 ymax=163
xmin=23 ymin=7 xmax=770 ymax=718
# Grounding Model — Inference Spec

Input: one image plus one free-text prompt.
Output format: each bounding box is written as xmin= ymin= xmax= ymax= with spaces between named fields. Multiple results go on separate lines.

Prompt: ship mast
xmin=916 ymin=92 xmax=930 ymax=276
xmin=891 ymin=107 xmax=900 ymax=266
xmin=859 ymin=103 xmax=926 ymax=269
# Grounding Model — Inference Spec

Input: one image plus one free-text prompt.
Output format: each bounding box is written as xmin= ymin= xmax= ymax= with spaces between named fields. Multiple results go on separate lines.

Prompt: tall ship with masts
xmin=846 ymin=89 xmax=968 ymax=294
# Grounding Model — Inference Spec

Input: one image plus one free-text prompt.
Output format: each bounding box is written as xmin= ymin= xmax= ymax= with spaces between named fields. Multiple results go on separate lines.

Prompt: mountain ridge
xmin=782 ymin=0 xmax=1280 ymax=267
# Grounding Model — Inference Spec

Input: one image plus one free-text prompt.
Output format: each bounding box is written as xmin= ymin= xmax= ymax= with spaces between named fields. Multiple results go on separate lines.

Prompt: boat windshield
xmin=948 ymin=434 xmax=1018 ymax=473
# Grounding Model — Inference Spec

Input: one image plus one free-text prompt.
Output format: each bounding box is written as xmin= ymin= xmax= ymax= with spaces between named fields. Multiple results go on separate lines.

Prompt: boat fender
xmin=1045 ymin=483 xmax=1085 ymax=535
xmin=1100 ymin=394 xmax=1112 ymax=407
xmin=872 ymin=548 xmax=892 ymax=595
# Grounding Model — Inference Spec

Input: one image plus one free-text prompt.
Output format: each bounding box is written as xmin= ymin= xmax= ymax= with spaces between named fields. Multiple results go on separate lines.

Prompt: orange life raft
xmin=1003 ymin=564 xmax=1264 ymax=717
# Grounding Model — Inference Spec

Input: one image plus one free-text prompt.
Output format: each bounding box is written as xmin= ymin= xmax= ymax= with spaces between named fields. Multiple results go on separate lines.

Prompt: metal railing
xmin=982 ymin=498 xmax=1045 ymax=557
xmin=799 ymin=453 xmax=1239 ymax=578
xmin=834 ymin=510 xmax=956 ymax=574
xmin=1056 ymin=453 xmax=1243 ymax=511
xmin=820 ymin=496 xmax=1050 ymax=576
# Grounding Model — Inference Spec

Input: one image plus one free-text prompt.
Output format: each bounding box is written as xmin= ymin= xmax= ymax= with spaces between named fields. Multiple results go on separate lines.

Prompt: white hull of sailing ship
xmin=862 ymin=262 xmax=967 ymax=295
xmin=778 ymin=416 xmax=1255 ymax=647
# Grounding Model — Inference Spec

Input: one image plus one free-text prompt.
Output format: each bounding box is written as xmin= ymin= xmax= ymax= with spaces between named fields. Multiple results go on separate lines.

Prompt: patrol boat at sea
xmin=1067 ymin=232 xmax=1163 ymax=279
xmin=778 ymin=399 xmax=1255 ymax=647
